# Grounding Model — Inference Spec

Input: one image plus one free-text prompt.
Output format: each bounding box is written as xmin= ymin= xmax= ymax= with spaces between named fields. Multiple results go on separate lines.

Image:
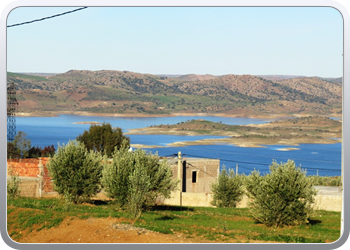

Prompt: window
xmin=192 ymin=171 xmax=197 ymax=183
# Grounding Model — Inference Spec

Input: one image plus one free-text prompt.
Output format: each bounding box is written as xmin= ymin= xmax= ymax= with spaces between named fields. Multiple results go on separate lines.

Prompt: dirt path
xmin=18 ymin=217 xmax=210 ymax=243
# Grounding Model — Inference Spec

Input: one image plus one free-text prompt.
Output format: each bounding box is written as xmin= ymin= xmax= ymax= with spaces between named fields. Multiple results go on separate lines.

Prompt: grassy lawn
xmin=7 ymin=197 xmax=341 ymax=243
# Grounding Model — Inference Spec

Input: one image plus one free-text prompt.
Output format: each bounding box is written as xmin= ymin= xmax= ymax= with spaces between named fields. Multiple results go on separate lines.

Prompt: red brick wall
xmin=7 ymin=157 xmax=54 ymax=193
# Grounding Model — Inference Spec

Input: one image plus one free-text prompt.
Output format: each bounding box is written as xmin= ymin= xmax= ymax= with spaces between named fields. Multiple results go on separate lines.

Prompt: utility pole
xmin=178 ymin=151 xmax=182 ymax=206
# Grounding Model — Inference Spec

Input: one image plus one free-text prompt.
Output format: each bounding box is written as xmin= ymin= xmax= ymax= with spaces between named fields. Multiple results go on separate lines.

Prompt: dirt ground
xmin=17 ymin=217 xmax=212 ymax=243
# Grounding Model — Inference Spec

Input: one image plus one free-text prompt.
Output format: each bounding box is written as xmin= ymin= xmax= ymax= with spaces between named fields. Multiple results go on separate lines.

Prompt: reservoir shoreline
xmin=16 ymin=111 xmax=343 ymax=120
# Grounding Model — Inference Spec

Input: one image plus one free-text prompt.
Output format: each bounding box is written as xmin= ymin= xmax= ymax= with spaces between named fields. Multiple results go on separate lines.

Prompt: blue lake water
xmin=16 ymin=114 xmax=341 ymax=176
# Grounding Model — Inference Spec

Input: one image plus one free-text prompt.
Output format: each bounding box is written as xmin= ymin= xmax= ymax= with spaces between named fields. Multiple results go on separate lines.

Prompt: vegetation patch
xmin=7 ymin=197 xmax=341 ymax=243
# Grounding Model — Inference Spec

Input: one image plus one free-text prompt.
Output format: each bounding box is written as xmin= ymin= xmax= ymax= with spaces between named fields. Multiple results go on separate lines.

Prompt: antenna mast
xmin=7 ymin=81 xmax=18 ymax=142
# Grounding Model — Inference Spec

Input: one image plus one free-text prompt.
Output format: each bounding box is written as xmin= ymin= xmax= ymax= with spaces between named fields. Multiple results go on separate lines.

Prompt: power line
xmin=162 ymin=152 xmax=340 ymax=172
xmin=184 ymin=153 xmax=270 ymax=167
xmin=186 ymin=162 xmax=218 ymax=178
xmin=179 ymin=146 xmax=341 ymax=164
xmin=7 ymin=7 xmax=88 ymax=28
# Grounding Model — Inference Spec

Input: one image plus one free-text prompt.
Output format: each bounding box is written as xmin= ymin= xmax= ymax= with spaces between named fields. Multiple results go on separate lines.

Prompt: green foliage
xmin=47 ymin=140 xmax=103 ymax=204
xmin=245 ymin=160 xmax=317 ymax=227
xmin=7 ymin=131 xmax=31 ymax=159
xmin=309 ymin=175 xmax=342 ymax=186
xmin=211 ymin=166 xmax=244 ymax=207
xmin=102 ymin=142 xmax=177 ymax=217
xmin=7 ymin=142 xmax=18 ymax=159
xmin=76 ymin=123 xmax=130 ymax=157
xmin=28 ymin=145 xmax=56 ymax=158
xmin=127 ymin=165 xmax=151 ymax=219
xmin=7 ymin=197 xmax=341 ymax=243
xmin=7 ymin=167 xmax=21 ymax=199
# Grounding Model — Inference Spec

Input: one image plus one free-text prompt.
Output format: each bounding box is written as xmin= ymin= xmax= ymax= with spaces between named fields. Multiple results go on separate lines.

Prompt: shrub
xmin=309 ymin=175 xmax=342 ymax=186
xmin=211 ymin=166 xmax=244 ymax=207
xmin=47 ymin=140 xmax=103 ymax=204
xmin=102 ymin=141 xmax=177 ymax=217
xmin=7 ymin=167 xmax=21 ymax=199
xmin=245 ymin=160 xmax=317 ymax=227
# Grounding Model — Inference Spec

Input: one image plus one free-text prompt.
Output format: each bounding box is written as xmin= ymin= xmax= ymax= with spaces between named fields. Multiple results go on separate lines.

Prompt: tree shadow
xmin=88 ymin=199 xmax=110 ymax=206
xmin=150 ymin=205 xmax=194 ymax=212
xmin=308 ymin=219 xmax=322 ymax=225
xmin=155 ymin=215 xmax=175 ymax=221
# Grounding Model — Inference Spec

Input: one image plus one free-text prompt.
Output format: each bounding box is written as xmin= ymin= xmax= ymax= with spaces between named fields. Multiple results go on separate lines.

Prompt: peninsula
xmin=126 ymin=116 xmax=342 ymax=148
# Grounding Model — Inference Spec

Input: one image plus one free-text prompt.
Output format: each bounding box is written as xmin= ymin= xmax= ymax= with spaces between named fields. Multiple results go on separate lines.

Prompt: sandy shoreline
xmin=16 ymin=111 xmax=342 ymax=120
xmin=16 ymin=111 xmax=342 ymax=149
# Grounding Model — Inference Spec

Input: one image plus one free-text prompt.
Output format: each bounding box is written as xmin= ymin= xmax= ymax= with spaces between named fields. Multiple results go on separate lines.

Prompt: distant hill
xmin=178 ymin=74 xmax=217 ymax=81
xmin=7 ymin=70 xmax=342 ymax=117
xmin=15 ymin=72 xmax=59 ymax=77
xmin=257 ymin=75 xmax=306 ymax=81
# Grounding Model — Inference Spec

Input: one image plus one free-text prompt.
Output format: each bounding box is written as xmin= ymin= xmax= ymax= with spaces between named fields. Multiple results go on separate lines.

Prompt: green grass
xmin=7 ymin=197 xmax=341 ymax=243
xmin=7 ymin=72 xmax=50 ymax=81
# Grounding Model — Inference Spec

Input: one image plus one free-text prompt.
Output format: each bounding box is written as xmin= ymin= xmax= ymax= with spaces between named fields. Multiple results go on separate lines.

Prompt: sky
xmin=6 ymin=6 xmax=344 ymax=77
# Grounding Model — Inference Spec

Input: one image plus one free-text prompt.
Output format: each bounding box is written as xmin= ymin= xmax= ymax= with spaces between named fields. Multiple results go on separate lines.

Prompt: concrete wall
xmin=162 ymin=192 xmax=342 ymax=212
xmin=313 ymin=195 xmax=342 ymax=212
xmin=169 ymin=157 xmax=220 ymax=194
xmin=7 ymin=176 xmax=40 ymax=198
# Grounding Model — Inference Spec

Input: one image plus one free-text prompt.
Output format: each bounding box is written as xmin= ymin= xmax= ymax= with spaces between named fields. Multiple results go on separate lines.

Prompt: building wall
xmin=169 ymin=157 xmax=220 ymax=194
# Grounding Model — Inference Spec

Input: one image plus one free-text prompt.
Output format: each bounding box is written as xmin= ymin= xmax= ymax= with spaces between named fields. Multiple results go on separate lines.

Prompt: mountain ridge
xmin=8 ymin=70 xmax=342 ymax=118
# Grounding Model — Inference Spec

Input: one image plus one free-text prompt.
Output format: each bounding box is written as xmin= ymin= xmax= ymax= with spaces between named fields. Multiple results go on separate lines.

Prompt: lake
xmin=16 ymin=114 xmax=341 ymax=176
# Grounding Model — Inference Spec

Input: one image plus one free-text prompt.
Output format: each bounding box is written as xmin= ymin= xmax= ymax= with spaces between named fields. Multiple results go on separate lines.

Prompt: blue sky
xmin=6 ymin=7 xmax=343 ymax=77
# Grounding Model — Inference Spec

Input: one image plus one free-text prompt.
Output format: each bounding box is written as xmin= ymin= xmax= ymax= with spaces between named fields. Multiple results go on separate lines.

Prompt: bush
xmin=211 ymin=166 xmax=244 ymax=207
xmin=47 ymin=141 xmax=103 ymax=204
xmin=245 ymin=160 xmax=317 ymax=227
xmin=309 ymin=175 xmax=342 ymax=186
xmin=7 ymin=167 xmax=21 ymax=199
xmin=102 ymin=142 xmax=177 ymax=217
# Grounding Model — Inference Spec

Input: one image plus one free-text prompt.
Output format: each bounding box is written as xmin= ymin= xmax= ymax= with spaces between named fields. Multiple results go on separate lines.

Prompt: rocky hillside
xmin=7 ymin=70 xmax=342 ymax=117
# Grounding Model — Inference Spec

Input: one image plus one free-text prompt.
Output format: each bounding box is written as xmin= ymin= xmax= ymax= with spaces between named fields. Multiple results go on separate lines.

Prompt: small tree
xmin=127 ymin=165 xmax=151 ymax=219
xmin=7 ymin=166 xmax=21 ymax=199
xmin=47 ymin=140 xmax=103 ymax=204
xmin=7 ymin=131 xmax=31 ymax=159
xmin=77 ymin=123 xmax=130 ymax=157
xmin=211 ymin=166 xmax=244 ymax=207
xmin=102 ymin=142 xmax=177 ymax=217
xmin=245 ymin=160 xmax=317 ymax=227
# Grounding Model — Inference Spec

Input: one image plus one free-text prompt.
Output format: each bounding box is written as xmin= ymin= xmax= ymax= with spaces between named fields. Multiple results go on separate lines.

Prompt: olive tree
xmin=245 ymin=160 xmax=317 ymax=227
xmin=211 ymin=166 xmax=244 ymax=207
xmin=47 ymin=140 xmax=103 ymax=204
xmin=7 ymin=166 xmax=21 ymax=199
xmin=102 ymin=142 xmax=178 ymax=217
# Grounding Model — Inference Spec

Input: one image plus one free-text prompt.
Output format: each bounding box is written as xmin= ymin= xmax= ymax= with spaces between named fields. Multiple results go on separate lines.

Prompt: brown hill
xmin=8 ymin=70 xmax=342 ymax=117
xmin=178 ymin=74 xmax=217 ymax=81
